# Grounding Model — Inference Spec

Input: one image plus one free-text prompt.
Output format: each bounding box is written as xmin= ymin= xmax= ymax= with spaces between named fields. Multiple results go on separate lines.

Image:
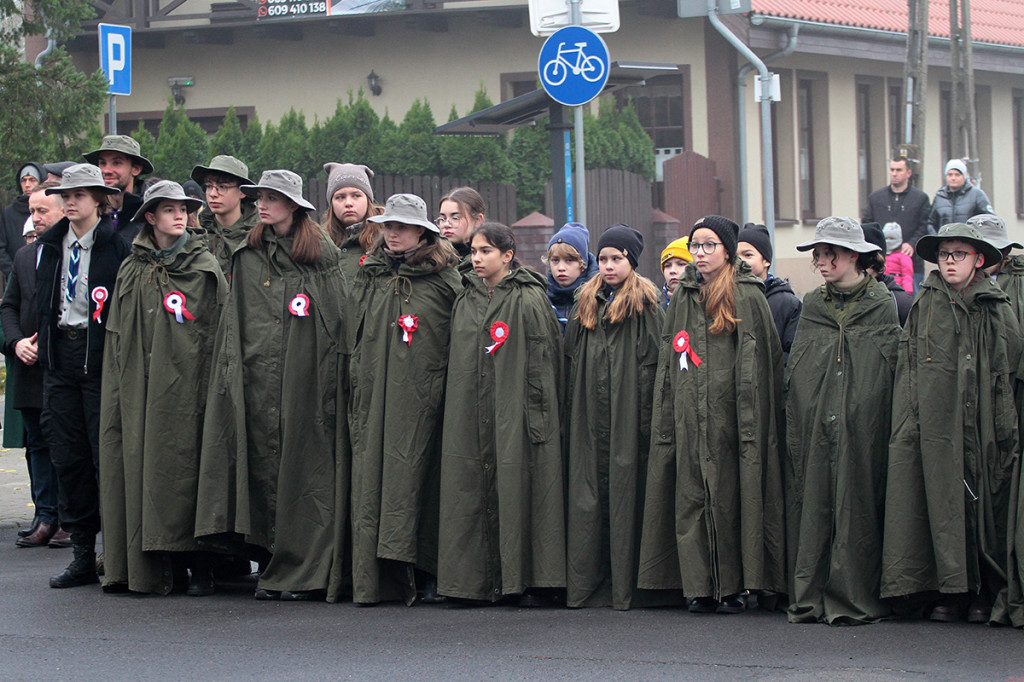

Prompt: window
xmin=500 ymin=72 xmax=537 ymax=102
xmin=889 ymin=83 xmax=903 ymax=156
xmin=1015 ymin=92 xmax=1024 ymax=216
xmin=614 ymin=70 xmax=690 ymax=150
xmin=856 ymin=84 xmax=872 ymax=210
xmin=798 ymin=79 xmax=816 ymax=219
xmin=940 ymin=86 xmax=953 ymax=166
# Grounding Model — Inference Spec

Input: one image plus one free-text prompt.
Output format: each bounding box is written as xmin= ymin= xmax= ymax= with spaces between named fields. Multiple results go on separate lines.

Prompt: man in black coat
xmin=862 ymin=157 xmax=931 ymax=291
xmin=0 ymin=161 xmax=47 ymax=279
xmin=2 ymin=182 xmax=65 ymax=547
xmin=81 ymin=135 xmax=153 ymax=246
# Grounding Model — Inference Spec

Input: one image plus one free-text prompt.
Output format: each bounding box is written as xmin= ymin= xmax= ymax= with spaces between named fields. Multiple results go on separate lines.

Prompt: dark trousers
xmin=23 ymin=407 xmax=58 ymax=525
xmin=42 ymin=334 xmax=101 ymax=540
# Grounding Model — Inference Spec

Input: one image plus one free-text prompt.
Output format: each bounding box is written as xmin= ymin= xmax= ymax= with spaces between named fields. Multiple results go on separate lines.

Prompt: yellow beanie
xmin=660 ymin=236 xmax=693 ymax=268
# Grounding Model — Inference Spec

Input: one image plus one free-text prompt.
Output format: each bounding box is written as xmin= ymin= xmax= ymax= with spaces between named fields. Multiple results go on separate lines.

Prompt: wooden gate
xmin=662 ymin=150 xmax=720 ymax=231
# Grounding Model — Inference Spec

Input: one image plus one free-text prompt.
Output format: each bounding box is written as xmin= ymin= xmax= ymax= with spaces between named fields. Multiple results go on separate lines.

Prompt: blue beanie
xmin=548 ymin=222 xmax=590 ymax=260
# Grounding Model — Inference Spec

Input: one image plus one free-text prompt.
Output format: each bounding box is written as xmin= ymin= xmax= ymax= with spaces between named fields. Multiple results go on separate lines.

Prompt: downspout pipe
xmin=707 ymin=0 xmax=776 ymax=251
xmin=34 ymin=31 xmax=56 ymax=69
xmin=737 ymin=24 xmax=798 ymax=226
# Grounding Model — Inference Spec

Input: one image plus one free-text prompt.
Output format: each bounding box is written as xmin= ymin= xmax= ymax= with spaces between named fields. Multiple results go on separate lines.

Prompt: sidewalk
xmin=0 ymin=393 xmax=34 ymax=530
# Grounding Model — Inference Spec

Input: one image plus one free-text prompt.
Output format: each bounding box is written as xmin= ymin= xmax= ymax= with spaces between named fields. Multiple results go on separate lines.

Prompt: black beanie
xmin=737 ymin=222 xmax=773 ymax=263
xmin=690 ymin=215 xmax=739 ymax=261
xmin=598 ymin=223 xmax=644 ymax=269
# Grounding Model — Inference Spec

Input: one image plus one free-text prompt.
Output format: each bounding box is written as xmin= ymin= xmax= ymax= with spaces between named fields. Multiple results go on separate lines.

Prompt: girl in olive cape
xmin=438 ymin=223 xmax=565 ymax=603
xmin=349 ymin=193 xmax=462 ymax=605
xmin=784 ymin=218 xmax=901 ymax=625
xmin=638 ymin=215 xmax=785 ymax=614
xmin=320 ymin=162 xmax=383 ymax=282
xmin=564 ymin=224 xmax=672 ymax=610
xmin=195 ymin=171 xmax=350 ymax=602
xmin=100 ymin=181 xmax=226 ymax=595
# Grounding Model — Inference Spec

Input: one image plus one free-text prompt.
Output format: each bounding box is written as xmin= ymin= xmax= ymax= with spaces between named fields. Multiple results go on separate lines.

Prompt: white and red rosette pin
xmin=486 ymin=321 xmax=509 ymax=355
xmin=398 ymin=314 xmax=418 ymax=346
xmin=359 ymin=254 xmax=368 ymax=266
xmin=91 ymin=286 xmax=108 ymax=324
xmin=672 ymin=330 xmax=702 ymax=371
xmin=289 ymin=293 xmax=310 ymax=317
xmin=163 ymin=291 xmax=196 ymax=324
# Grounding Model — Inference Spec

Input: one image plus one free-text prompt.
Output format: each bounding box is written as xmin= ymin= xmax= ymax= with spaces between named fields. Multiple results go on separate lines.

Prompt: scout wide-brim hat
xmin=191 ymin=155 xmax=254 ymax=186
xmin=367 ymin=193 xmax=439 ymax=233
xmin=917 ymin=222 xmax=1003 ymax=266
xmin=967 ymin=214 xmax=1022 ymax=250
xmin=45 ymin=163 xmax=121 ymax=196
xmin=240 ymin=170 xmax=315 ymax=211
xmin=83 ymin=135 xmax=154 ymax=175
xmin=796 ymin=216 xmax=880 ymax=253
xmin=131 ymin=180 xmax=205 ymax=223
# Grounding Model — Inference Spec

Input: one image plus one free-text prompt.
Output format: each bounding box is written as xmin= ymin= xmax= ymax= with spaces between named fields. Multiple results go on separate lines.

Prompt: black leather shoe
xmin=418 ymin=580 xmax=446 ymax=604
xmin=254 ymin=588 xmax=280 ymax=600
xmin=50 ymin=544 xmax=99 ymax=589
xmin=16 ymin=522 xmax=56 ymax=547
xmin=187 ymin=568 xmax=215 ymax=597
xmin=716 ymin=593 xmax=746 ymax=614
xmin=689 ymin=597 xmax=718 ymax=613
xmin=48 ymin=528 xmax=72 ymax=548
xmin=280 ymin=589 xmax=326 ymax=602
xmin=17 ymin=518 xmax=40 ymax=538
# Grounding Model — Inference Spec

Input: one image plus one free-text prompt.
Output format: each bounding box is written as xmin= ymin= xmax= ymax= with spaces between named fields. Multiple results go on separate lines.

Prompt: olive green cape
xmin=438 ymin=266 xmax=565 ymax=601
xmin=638 ymin=262 xmax=786 ymax=600
xmin=195 ymin=228 xmax=350 ymax=600
xmin=99 ymin=228 xmax=227 ymax=594
xmin=564 ymin=281 xmax=671 ymax=609
xmin=784 ymin=276 xmax=900 ymax=624
xmin=997 ymin=254 xmax=1024 ymax=321
xmin=348 ymin=251 xmax=462 ymax=604
xmin=197 ymin=202 xmax=258 ymax=276
xmin=882 ymin=272 xmax=1023 ymax=627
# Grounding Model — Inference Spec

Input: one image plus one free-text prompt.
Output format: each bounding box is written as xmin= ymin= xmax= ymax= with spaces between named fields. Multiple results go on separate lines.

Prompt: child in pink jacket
xmin=883 ymin=222 xmax=914 ymax=293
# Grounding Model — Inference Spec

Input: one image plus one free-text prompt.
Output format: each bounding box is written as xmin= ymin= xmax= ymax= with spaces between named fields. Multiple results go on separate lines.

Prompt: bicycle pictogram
xmin=542 ymin=41 xmax=606 ymax=86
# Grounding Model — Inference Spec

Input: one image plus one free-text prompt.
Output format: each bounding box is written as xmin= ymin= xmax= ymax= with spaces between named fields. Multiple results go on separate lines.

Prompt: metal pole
xmin=109 ymin=95 xmax=117 ymax=135
xmin=569 ymin=0 xmax=587 ymax=226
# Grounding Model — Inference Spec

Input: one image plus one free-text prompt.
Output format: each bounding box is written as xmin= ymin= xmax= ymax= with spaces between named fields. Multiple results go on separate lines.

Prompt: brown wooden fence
xmin=305 ymin=175 xmax=517 ymax=225
xmin=662 ymin=150 xmax=720 ymax=232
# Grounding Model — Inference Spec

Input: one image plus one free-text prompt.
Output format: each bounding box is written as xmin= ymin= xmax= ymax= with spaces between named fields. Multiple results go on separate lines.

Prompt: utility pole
xmin=949 ymin=0 xmax=979 ymax=184
xmin=900 ymin=0 xmax=928 ymax=186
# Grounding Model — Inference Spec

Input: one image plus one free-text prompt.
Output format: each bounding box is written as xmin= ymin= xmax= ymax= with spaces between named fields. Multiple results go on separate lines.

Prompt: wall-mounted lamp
xmin=168 ymin=76 xmax=194 ymax=105
xmin=367 ymin=70 xmax=382 ymax=96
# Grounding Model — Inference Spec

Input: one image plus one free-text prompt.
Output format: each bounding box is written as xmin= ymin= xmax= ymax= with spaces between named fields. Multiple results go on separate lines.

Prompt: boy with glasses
xmin=190 ymin=156 xmax=257 ymax=275
xmin=882 ymin=222 xmax=1024 ymax=625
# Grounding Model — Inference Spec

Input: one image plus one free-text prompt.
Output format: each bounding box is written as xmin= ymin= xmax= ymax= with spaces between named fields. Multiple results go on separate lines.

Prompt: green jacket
xmin=438 ymin=267 xmax=565 ymax=601
xmin=349 ymin=251 xmax=462 ymax=604
xmin=195 ymin=228 xmax=350 ymax=599
xmin=784 ymin=276 xmax=900 ymax=624
xmin=197 ymin=202 xmax=258 ymax=277
xmin=997 ymin=254 xmax=1024 ymax=322
xmin=882 ymin=272 xmax=1023 ymax=625
xmin=638 ymin=262 xmax=786 ymax=600
xmin=564 ymin=283 xmax=669 ymax=609
xmin=99 ymin=228 xmax=227 ymax=594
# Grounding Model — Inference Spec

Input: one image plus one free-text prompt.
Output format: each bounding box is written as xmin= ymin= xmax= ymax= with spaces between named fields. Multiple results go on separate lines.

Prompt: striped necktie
xmin=66 ymin=242 xmax=80 ymax=303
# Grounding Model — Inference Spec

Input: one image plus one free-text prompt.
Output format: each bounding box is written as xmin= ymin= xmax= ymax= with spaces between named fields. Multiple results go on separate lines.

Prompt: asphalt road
xmin=1 ymin=525 xmax=1023 ymax=681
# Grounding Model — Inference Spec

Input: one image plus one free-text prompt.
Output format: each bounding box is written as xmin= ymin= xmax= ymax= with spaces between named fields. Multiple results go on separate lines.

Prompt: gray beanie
xmin=324 ymin=163 xmax=374 ymax=203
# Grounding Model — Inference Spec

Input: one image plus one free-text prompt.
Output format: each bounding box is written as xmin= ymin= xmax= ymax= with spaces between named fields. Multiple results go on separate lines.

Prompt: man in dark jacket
xmin=3 ymin=182 xmax=65 ymax=547
xmin=82 ymin=135 xmax=153 ymax=246
xmin=36 ymin=164 xmax=130 ymax=588
xmin=737 ymin=223 xmax=801 ymax=361
xmin=0 ymin=161 xmax=47 ymax=278
xmin=862 ymin=157 xmax=931 ymax=292
xmin=929 ymin=159 xmax=994 ymax=235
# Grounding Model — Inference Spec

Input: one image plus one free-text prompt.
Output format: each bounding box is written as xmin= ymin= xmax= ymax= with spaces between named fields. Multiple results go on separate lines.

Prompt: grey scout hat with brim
xmin=45 ymin=163 xmax=121 ymax=196
xmin=967 ymin=214 xmax=1023 ymax=251
xmin=796 ymin=216 xmax=881 ymax=253
xmin=367 ymin=193 xmax=439 ymax=233
xmin=131 ymin=180 xmax=205 ymax=223
xmin=83 ymin=135 xmax=154 ymax=175
xmin=917 ymin=222 xmax=1004 ymax=266
xmin=191 ymin=155 xmax=255 ymax=186
xmin=240 ymin=170 xmax=316 ymax=211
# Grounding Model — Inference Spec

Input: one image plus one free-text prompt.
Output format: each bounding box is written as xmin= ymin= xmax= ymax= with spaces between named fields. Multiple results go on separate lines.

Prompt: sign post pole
xmin=98 ymin=24 xmax=132 ymax=135
xmin=569 ymin=0 xmax=586 ymax=226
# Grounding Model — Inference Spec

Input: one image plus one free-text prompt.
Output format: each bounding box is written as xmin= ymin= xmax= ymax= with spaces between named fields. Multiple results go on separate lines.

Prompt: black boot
xmin=50 ymin=538 xmax=99 ymax=589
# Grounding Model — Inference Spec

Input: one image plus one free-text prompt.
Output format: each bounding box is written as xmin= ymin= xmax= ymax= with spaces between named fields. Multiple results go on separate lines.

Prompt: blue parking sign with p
xmin=98 ymin=24 xmax=132 ymax=96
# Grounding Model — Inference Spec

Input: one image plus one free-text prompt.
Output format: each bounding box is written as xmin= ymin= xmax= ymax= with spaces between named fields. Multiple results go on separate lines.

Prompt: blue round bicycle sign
xmin=538 ymin=25 xmax=610 ymax=107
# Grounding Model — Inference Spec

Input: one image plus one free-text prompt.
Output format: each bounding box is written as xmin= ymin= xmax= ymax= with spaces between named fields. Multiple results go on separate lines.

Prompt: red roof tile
xmin=752 ymin=0 xmax=1024 ymax=48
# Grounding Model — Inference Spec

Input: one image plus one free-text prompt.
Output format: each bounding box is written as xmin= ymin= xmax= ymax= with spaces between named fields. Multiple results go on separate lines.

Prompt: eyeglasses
xmin=935 ymin=249 xmax=977 ymax=262
xmin=688 ymin=241 xmax=722 ymax=255
xmin=203 ymin=182 xmax=239 ymax=195
xmin=434 ymin=214 xmax=463 ymax=227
